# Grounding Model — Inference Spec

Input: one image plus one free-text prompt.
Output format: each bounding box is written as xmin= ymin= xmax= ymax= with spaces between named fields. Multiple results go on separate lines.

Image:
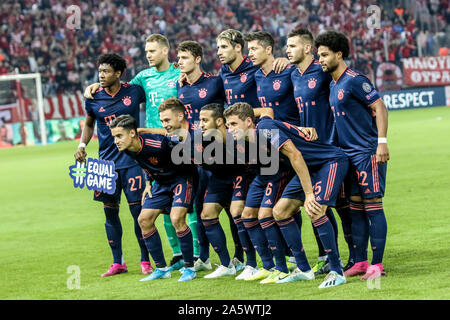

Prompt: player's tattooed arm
xmin=84 ymin=83 xmax=100 ymax=99
xmin=280 ymin=140 xmax=322 ymax=217
xmin=253 ymin=107 xmax=274 ymax=119
xmin=137 ymin=128 xmax=167 ymax=135
xmin=370 ymin=99 xmax=390 ymax=164
xmin=272 ymin=57 xmax=290 ymax=73
xmin=74 ymin=116 xmax=95 ymax=163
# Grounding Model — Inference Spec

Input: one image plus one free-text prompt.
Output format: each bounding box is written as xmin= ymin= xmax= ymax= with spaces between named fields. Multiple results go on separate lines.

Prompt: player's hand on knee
xmin=84 ymin=83 xmax=100 ymax=99
xmin=376 ymin=143 xmax=389 ymax=164
xmin=304 ymin=192 xmax=322 ymax=219
xmin=273 ymin=57 xmax=290 ymax=73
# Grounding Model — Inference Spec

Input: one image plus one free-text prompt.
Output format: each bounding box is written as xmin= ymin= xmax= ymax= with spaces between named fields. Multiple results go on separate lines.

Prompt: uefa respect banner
xmin=402 ymin=56 xmax=450 ymax=86
xmin=69 ymin=158 xmax=118 ymax=194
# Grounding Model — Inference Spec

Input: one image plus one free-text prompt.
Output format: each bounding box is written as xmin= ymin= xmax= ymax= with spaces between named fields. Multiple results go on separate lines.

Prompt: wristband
xmin=378 ymin=137 xmax=387 ymax=144
xmin=78 ymin=142 xmax=86 ymax=149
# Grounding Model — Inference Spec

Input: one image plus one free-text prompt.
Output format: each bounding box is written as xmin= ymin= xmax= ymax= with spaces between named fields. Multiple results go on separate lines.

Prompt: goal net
xmin=0 ymin=72 xmax=47 ymax=146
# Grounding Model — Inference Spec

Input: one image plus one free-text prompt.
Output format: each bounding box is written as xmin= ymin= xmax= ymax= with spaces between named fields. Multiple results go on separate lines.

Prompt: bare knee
xmin=241 ymin=207 xmax=258 ymax=219
xmin=310 ymin=205 xmax=328 ymax=222
xmin=273 ymin=199 xmax=301 ymax=220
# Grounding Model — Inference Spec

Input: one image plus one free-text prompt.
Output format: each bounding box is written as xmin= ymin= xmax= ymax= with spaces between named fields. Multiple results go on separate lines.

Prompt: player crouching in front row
xmin=110 ymin=114 xmax=199 ymax=282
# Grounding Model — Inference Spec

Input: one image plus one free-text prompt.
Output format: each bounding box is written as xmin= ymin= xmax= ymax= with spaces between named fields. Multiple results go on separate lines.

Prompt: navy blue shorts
xmin=231 ymin=173 xmax=255 ymax=202
xmin=281 ymin=159 xmax=349 ymax=207
xmin=196 ymin=169 xmax=233 ymax=207
xmin=142 ymin=175 xmax=197 ymax=213
xmin=245 ymin=169 xmax=294 ymax=209
xmin=93 ymin=165 xmax=144 ymax=205
xmin=346 ymin=152 xmax=387 ymax=199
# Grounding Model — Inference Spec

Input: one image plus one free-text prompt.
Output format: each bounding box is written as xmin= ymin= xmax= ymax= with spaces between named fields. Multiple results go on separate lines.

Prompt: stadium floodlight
xmin=0 ymin=72 xmax=47 ymax=145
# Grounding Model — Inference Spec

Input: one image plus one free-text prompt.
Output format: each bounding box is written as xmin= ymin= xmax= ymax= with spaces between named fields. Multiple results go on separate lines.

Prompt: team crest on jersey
xmin=338 ymin=89 xmax=345 ymax=100
xmin=273 ymin=80 xmax=281 ymax=91
xmin=122 ymin=96 xmax=132 ymax=106
xmin=240 ymin=73 xmax=248 ymax=83
xmin=168 ymin=80 xmax=176 ymax=88
xmin=198 ymin=88 xmax=208 ymax=98
xmin=308 ymin=78 xmax=317 ymax=89
xmin=148 ymin=157 xmax=159 ymax=165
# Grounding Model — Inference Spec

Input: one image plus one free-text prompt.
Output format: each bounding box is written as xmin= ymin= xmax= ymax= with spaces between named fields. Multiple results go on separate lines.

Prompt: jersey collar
xmin=185 ymin=72 xmax=204 ymax=86
xmin=297 ymin=58 xmax=315 ymax=76
xmin=334 ymin=67 xmax=349 ymax=84
xmin=104 ymin=83 xmax=122 ymax=98
xmin=228 ymin=56 xmax=248 ymax=73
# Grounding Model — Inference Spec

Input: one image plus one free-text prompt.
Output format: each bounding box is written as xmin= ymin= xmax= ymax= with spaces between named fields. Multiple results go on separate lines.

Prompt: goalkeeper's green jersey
xmin=130 ymin=63 xmax=180 ymax=128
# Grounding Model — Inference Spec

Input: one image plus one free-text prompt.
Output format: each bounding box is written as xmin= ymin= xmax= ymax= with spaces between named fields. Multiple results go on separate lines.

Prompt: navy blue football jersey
xmin=220 ymin=56 xmax=260 ymax=108
xmin=256 ymin=117 xmax=347 ymax=167
xmin=255 ymin=64 xmax=300 ymax=126
xmin=177 ymin=72 xmax=225 ymax=130
xmin=291 ymin=60 xmax=336 ymax=145
xmin=85 ymin=83 xmax=145 ymax=169
xmin=124 ymin=133 xmax=195 ymax=181
xmin=329 ymin=67 xmax=381 ymax=155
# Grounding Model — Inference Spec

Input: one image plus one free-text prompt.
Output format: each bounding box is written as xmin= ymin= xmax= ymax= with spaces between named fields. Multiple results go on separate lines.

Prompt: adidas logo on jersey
xmin=175 ymin=198 xmax=183 ymax=203
xmin=365 ymin=188 xmax=372 ymax=194
xmin=235 ymin=192 xmax=242 ymax=197
xmin=99 ymin=107 xmax=106 ymax=112
xmin=264 ymin=199 xmax=272 ymax=205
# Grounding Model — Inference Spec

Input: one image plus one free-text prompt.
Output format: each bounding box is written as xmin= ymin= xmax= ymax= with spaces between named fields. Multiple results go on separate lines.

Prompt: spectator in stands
xmin=0 ymin=0 xmax=448 ymax=96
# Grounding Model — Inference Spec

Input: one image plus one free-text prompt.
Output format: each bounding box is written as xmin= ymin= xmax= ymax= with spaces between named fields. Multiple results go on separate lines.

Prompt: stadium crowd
xmin=0 ymin=0 xmax=449 ymax=96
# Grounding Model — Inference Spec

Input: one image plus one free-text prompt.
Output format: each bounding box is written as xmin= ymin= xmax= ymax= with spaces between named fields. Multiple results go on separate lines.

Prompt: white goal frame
xmin=0 ymin=72 xmax=47 ymax=145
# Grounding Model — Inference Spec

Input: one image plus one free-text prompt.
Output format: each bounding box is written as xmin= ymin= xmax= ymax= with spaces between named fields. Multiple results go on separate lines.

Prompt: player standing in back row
xmin=286 ymin=28 xmax=355 ymax=273
xmin=84 ymin=35 xmax=199 ymax=271
xmin=316 ymin=31 xmax=390 ymax=280
xmin=74 ymin=53 xmax=152 ymax=277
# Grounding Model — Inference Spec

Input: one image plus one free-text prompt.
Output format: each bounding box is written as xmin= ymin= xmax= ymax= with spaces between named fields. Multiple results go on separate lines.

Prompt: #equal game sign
xmin=69 ymin=158 xmax=118 ymax=194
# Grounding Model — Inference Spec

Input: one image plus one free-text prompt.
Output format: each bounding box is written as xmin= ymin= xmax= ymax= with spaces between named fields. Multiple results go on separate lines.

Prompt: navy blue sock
xmin=260 ymin=217 xmax=289 ymax=273
xmin=326 ymin=207 xmax=339 ymax=256
xmin=243 ymin=217 xmax=275 ymax=270
xmin=312 ymin=221 xmax=326 ymax=257
xmin=364 ymin=202 xmax=387 ymax=265
xmin=233 ymin=215 xmax=257 ymax=268
xmin=336 ymin=203 xmax=355 ymax=262
xmin=196 ymin=206 xmax=210 ymax=262
xmin=313 ymin=215 xmax=343 ymax=275
xmin=277 ymin=217 xmax=311 ymax=272
xmin=176 ymin=227 xmax=194 ymax=268
xmin=312 ymin=208 xmax=339 ymax=258
xmin=202 ymin=218 xmax=231 ymax=267
xmin=225 ymin=208 xmax=244 ymax=262
xmin=349 ymin=201 xmax=369 ymax=262
xmin=142 ymin=228 xmax=166 ymax=268
xmin=104 ymin=205 xmax=123 ymax=264
xmin=129 ymin=203 xmax=149 ymax=262
xmin=293 ymin=209 xmax=302 ymax=229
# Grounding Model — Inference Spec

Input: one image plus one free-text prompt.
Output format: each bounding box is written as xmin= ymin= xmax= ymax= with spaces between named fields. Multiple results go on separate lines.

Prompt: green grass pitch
xmin=1 ymin=106 xmax=449 ymax=300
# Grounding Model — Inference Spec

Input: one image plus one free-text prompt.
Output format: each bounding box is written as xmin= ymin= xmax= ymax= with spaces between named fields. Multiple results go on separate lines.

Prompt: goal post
xmin=0 ymin=72 xmax=47 ymax=145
